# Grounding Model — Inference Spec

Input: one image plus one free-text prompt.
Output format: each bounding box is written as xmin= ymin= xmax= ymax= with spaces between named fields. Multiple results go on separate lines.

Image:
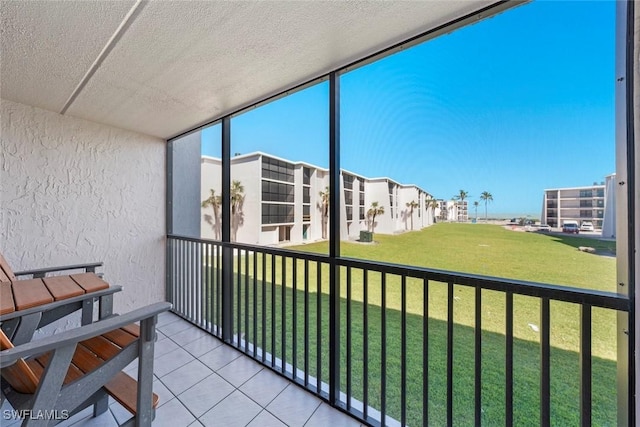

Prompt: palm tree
xmin=367 ymin=202 xmax=385 ymax=235
xmin=406 ymin=200 xmax=418 ymax=230
xmin=473 ymin=200 xmax=479 ymax=221
xmin=230 ymin=180 xmax=245 ymax=241
xmin=427 ymin=199 xmax=439 ymax=224
xmin=201 ymin=188 xmax=221 ymax=239
xmin=318 ymin=187 xmax=329 ymax=240
xmin=480 ymin=191 xmax=493 ymax=222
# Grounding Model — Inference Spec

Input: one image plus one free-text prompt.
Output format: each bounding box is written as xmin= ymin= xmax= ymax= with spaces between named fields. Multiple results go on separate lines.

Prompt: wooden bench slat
xmin=42 ymin=276 xmax=85 ymax=300
xmin=35 ymin=352 xmax=84 ymax=384
xmin=82 ymin=335 xmax=124 ymax=360
xmin=70 ymin=273 xmax=109 ymax=293
xmin=105 ymin=371 xmax=159 ymax=413
xmin=1 ymin=325 xmax=158 ymax=416
xmin=0 ymin=329 xmax=39 ymax=394
xmin=72 ymin=343 xmax=104 ymax=373
xmin=122 ymin=324 xmax=140 ymax=337
xmin=0 ymin=253 xmax=16 ymax=281
xmin=102 ymin=326 xmax=139 ymax=348
xmin=74 ymin=334 xmax=158 ymax=412
xmin=26 ymin=359 xmax=45 ymax=378
xmin=11 ymin=279 xmax=54 ymax=311
xmin=0 ymin=282 xmax=15 ymax=315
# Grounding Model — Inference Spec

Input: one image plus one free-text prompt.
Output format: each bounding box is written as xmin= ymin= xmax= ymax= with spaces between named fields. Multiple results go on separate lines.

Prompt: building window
xmin=359 ymin=206 xmax=365 ymax=220
xmin=359 ymin=180 xmax=364 ymax=192
xmin=346 ymin=206 xmax=353 ymax=221
xmin=580 ymin=200 xmax=593 ymax=207
xmin=303 ymin=167 xmax=311 ymax=185
xmin=262 ymin=203 xmax=294 ymax=224
xmin=580 ymin=210 xmax=592 ymax=218
xmin=579 ymin=190 xmax=593 ymax=198
xmin=343 ymin=173 xmax=354 ymax=190
xmin=262 ymin=157 xmax=294 ymax=183
xmin=344 ymin=189 xmax=353 ymax=205
xmin=303 ymin=186 xmax=310 ymax=204
xmin=262 ymin=181 xmax=294 ymax=203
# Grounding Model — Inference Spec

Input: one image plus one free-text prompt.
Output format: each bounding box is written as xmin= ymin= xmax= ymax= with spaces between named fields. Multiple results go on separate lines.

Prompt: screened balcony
xmin=1 ymin=1 xmax=638 ymax=426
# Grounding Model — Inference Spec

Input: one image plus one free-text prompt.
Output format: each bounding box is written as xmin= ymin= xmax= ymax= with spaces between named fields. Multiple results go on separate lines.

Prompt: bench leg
xmin=82 ymin=298 xmax=95 ymax=325
xmin=93 ymin=393 xmax=109 ymax=417
xmin=136 ymin=317 xmax=157 ymax=427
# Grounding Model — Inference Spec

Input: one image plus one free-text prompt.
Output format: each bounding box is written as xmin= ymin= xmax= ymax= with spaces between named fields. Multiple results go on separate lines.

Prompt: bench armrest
xmin=0 ymin=302 xmax=171 ymax=367
xmin=14 ymin=262 xmax=104 ymax=278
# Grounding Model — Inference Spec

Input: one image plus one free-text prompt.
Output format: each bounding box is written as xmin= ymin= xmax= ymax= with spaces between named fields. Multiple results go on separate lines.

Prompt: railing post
xmin=221 ymin=116 xmax=233 ymax=343
xmin=166 ymin=140 xmax=174 ymax=305
xmin=328 ymin=71 xmax=341 ymax=404
xmin=580 ymin=305 xmax=592 ymax=427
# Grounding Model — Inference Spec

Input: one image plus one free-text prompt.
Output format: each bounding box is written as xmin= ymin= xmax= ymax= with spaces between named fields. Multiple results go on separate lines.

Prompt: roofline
xmin=201 ymin=152 xmax=432 ymax=196
xmin=543 ymin=184 xmax=607 ymax=192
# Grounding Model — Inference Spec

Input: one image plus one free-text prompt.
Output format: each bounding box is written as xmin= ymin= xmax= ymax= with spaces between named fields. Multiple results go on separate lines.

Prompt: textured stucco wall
xmin=0 ymin=99 xmax=165 ymax=314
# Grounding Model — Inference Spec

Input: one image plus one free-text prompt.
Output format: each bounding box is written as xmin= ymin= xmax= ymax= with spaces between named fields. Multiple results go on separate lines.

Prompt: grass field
xmin=293 ymin=223 xmax=616 ymax=293
xmin=218 ymin=223 xmax=620 ymax=425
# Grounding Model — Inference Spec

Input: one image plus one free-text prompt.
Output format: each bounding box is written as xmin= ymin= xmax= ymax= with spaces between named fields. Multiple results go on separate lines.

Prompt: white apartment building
xmin=436 ymin=199 xmax=468 ymax=222
xmin=201 ymin=152 xmax=435 ymax=245
xmin=541 ymin=174 xmax=616 ymax=233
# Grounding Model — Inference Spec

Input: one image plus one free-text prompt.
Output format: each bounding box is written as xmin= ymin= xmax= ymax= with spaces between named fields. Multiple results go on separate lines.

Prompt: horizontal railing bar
xmin=337 ymin=257 xmax=628 ymax=311
xmin=168 ymin=235 xmax=629 ymax=312
xmin=168 ymin=234 xmax=330 ymax=263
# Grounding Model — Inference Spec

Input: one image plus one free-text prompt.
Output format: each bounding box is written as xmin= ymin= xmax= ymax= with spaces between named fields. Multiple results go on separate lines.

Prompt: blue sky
xmin=202 ymin=0 xmax=615 ymax=217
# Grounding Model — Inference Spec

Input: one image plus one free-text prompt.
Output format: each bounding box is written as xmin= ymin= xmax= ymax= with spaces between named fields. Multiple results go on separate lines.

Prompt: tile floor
xmin=1 ymin=312 xmax=363 ymax=427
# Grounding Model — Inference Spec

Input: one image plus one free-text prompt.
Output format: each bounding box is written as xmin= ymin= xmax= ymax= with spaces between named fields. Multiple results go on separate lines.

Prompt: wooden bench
xmin=1 ymin=302 xmax=170 ymax=426
xmin=0 ymin=252 xmax=103 ymax=282
xmin=1 ymin=274 xmax=109 ymax=315
xmin=0 ymin=253 xmax=117 ymax=348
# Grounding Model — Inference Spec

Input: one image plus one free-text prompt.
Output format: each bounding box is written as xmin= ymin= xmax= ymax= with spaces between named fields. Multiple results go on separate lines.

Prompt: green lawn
xmin=218 ymin=224 xmax=619 ymax=425
xmin=294 ymin=223 xmax=616 ymax=293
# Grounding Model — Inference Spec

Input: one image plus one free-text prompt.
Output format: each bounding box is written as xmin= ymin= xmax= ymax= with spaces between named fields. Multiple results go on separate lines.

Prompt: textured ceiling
xmin=1 ymin=0 xmax=504 ymax=139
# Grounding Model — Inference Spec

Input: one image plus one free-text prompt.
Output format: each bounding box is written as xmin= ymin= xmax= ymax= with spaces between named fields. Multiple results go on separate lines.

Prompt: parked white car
xmin=580 ymin=221 xmax=594 ymax=232
xmin=525 ymin=223 xmax=552 ymax=232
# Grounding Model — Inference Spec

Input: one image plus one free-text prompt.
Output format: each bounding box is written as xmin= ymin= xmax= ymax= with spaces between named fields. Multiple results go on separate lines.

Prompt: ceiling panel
xmin=2 ymin=0 xmax=502 ymax=139
xmin=0 ymin=0 xmax=136 ymax=113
